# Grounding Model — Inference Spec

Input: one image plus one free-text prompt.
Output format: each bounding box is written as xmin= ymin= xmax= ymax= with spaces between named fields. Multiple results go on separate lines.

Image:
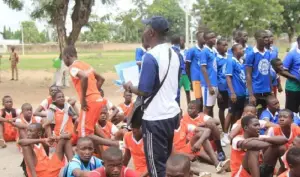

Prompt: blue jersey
xmin=270 ymin=67 xmax=278 ymax=86
xmin=270 ymin=46 xmax=279 ymax=60
xmin=283 ymin=49 xmax=300 ymax=80
xmin=199 ymin=45 xmax=217 ymax=87
xmin=293 ymin=113 xmax=300 ymax=126
xmin=172 ymin=45 xmax=186 ymax=75
xmin=225 ymin=57 xmax=246 ymax=96
xmin=245 ymin=47 xmax=271 ymax=94
xmin=228 ymin=45 xmax=253 ymax=64
xmin=65 ymin=154 xmax=103 ymax=177
xmin=216 ymin=53 xmax=228 ymax=91
xmin=259 ymin=109 xmax=279 ymax=135
xmin=186 ymin=46 xmax=202 ymax=81
xmin=135 ymin=47 xmax=146 ymax=62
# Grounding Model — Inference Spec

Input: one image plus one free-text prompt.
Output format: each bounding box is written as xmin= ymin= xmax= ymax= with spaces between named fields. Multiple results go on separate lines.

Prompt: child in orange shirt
xmin=18 ymin=123 xmax=69 ymax=177
xmin=0 ymin=95 xmax=21 ymax=147
xmin=267 ymin=109 xmax=300 ymax=149
xmin=181 ymin=100 xmax=226 ymax=161
xmin=123 ymin=122 xmax=148 ymax=177
xmin=173 ymin=120 xmax=230 ymax=174
xmin=118 ymin=91 xmax=134 ymax=121
xmin=43 ymin=90 xmax=77 ymax=160
xmin=278 ymin=147 xmax=300 ymax=177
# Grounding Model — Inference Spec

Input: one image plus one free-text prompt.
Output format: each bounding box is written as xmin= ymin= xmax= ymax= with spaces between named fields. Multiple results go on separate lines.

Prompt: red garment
xmin=88 ymin=166 xmax=139 ymax=177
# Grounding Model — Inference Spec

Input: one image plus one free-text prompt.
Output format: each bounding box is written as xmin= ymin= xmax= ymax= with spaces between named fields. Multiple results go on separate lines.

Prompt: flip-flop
xmin=199 ymin=172 xmax=212 ymax=177
xmin=0 ymin=139 xmax=7 ymax=148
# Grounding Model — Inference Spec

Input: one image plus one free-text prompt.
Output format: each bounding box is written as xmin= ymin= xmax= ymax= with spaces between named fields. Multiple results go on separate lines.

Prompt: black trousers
xmin=285 ymin=90 xmax=300 ymax=113
xmin=142 ymin=114 xmax=180 ymax=177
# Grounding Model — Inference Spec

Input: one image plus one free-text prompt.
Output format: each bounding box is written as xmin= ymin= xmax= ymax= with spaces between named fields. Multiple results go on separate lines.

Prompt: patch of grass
xmin=0 ymin=51 xmax=135 ymax=73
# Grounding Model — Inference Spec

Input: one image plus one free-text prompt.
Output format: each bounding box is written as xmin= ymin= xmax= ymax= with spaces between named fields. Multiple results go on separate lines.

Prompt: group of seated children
xmin=3 ymin=83 xmax=300 ymax=177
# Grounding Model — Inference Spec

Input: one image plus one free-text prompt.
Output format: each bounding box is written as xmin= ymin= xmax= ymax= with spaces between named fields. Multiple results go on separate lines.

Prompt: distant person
xmin=9 ymin=46 xmax=19 ymax=81
xmin=135 ymin=38 xmax=149 ymax=70
xmin=179 ymin=36 xmax=188 ymax=60
xmin=228 ymin=30 xmax=253 ymax=62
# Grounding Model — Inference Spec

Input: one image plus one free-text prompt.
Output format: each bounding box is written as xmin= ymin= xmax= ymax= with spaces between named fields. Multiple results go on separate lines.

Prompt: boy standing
xmin=9 ymin=46 xmax=19 ymax=81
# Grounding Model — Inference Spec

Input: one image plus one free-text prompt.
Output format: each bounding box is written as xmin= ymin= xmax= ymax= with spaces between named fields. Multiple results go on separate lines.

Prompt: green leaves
xmin=3 ymin=0 xmax=23 ymax=10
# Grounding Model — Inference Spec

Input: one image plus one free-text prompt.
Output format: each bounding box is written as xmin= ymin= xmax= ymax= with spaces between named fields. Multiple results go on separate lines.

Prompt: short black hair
xmin=21 ymin=103 xmax=32 ymax=111
xmin=167 ymin=154 xmax=190 ymax=171
xmin=2 ymin=95 xmax=12 ymax=103
xmin=203 ymin=30 xmax=215 ymax=40
xmin=217 ymin=38 xmax=227 ymax=45
xmin=231 ymin=43 xmax=242 ymax=54
xmin=254 ymin=30 xmax=267 ymax=40
xmin=266 ymin=95 xmax=278 ymax=105
xmin=189 ymin=100 xmax=200 ymax=109
xmin=63 ymin=45 xmax=77 ymax=58
xmin=196 ymin=31 xmax=203 ymax=38
xmin=279 ymin=109 xmax=293 ymax=119
xmin=244 ymin=104 xmax=256 ymax=110
xmin=234 ymin=30 xmax=245 ymax=41
xmin=171 ymin=35 xmax=181 ymax=45
xmin=77 ymin=137 xmax=93 ymax=147
xmin=287 ymin=147 xmax=300 ymax=167
xmin=52 ymin=90 xmax=64 ymax=100
xmin=103 ymin=147 xmax=123 ymax=161
xmin=241 ymin=115 xmax=256 ymax=129
xmin=270 ymin=58 xmax=282 ymax=67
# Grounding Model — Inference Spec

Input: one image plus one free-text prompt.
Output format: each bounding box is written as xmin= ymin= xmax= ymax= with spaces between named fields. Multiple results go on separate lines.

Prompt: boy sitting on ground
xmin=278 ymin=147 xmax=300 ymax=177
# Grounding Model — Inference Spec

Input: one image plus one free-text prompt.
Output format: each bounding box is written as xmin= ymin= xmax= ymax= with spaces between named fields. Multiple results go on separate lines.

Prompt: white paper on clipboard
xmin=122 ymin=65 xmax=139 ymax=86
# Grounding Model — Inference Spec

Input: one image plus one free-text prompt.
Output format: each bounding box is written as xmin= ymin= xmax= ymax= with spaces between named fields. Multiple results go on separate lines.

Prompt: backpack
xmin=62 ymin=156 xmax=101 ymax=177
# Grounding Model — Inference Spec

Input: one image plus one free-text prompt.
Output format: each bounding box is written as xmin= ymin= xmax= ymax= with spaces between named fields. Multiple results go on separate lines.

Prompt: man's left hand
xmin=123 ymin=81 xmax=133 ymax=92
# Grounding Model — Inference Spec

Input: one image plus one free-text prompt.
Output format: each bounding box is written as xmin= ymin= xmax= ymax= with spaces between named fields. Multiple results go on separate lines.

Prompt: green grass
xmin=0 ymin=51 xmax=135 ymax=73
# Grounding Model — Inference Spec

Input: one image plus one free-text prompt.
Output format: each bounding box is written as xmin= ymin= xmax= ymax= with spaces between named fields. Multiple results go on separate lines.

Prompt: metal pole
xmin=21 ymin=22 xmax=24 ymax=55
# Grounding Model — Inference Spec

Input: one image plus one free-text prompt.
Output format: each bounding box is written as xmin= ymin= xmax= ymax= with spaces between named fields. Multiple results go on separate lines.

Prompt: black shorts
xmin=259 ymin=163 xmax=275 ymax=177
xmin=217 ymin=90 xmax=229 ymax=109
xmin=228 ymin=96 xmax=246 ymax=114
xmin=285 ymin=90 xmax=300 ymax=113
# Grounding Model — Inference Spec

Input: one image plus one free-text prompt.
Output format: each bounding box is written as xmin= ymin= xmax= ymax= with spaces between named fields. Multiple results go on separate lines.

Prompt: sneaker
xmin=221 ymin=139 xmax=226 ymax=147
xmin=0 ymin=139 xmax=7 ymax=148
xmin=217 ymin=151 xmax=226 ymax=161
xmin=199 ymin=172 xmax=212 ymax=177
xmin=222 ymin=133 xmax=230 ymax=144
xmin=216 ymin=159 xmax=230 ymax=173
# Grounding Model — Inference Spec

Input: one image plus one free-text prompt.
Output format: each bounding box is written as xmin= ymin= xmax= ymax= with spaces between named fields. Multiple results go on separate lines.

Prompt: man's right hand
xmin=230 ymin=93 xmax=237 ymax=103
xmin=249 ymin=95 xmax=256 ymax=105
xmin=208 ymin=86 xmax=215 ymax=95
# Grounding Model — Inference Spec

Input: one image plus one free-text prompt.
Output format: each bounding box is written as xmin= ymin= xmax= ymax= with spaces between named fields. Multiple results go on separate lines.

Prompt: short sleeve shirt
xmin=88 ymin=166 xmax=138 ymax=177
xmin=216 ymin=53 xmax=228 ymax=91
xmin=199 ymin=45 xmax=217 ymax=87
xmin=225 ymin=57 xmax=246 ymax=96
xmin=245 ymin=47 xmax=271 ymax=93
xmin=186 ymin=46 xmax=202 ymax=81
xmin=283 ymin=49 xmax=300 ymax=91
xmin=67 ymin=155 xmax=103 ymax=177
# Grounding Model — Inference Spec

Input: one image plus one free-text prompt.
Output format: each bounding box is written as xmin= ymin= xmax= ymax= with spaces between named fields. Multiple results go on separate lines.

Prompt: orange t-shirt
xmin=26 ymin=144 xmax=49 ymax=177
xmin=181 ymin=113 xmax=211 ymax=140
xmin=268 ymin=124 xmax=300 ymax=149
xmin=231 ymin=135 xmax=246 ymax=177
xmin=0 ymin=109 xmax=19 ymax=141
xmin=278 ymin=171 xmax=289 ymax=177
xmin=174 ymin=122 xmax=191 ymax=151
xmin=69 ymin=60 xmax=101 ymax=103
xmin=15 ymin=116 xmax=42 ymax=140
xmin=118 ymin=102 xmax=134 ymax=117
xmin=52 ymin=108 xmax=74 ymax=136
xmin=99 ymin=121 xmax=119 ymax=139
xmin=123 ymin=132 xmax=147 ymax=174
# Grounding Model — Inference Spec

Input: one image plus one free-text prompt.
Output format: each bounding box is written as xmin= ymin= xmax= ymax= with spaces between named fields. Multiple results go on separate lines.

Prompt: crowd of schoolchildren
xmin=0 ymin=28 xmax=300 ymax=177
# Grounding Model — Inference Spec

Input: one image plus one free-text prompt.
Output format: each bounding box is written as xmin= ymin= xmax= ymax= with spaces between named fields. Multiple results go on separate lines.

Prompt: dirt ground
xmin=0 ymin=70 xmax=287 ymax=177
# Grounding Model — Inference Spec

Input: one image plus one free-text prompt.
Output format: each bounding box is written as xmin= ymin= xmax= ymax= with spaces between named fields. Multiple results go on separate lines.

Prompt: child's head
xmin=286 ymin=147 xmax=300 ymax=174
xmin=2 ymin=95 xmax=13 ymax=110
xmin=271 ymin=58 xmax=283 ymax=73
xmin=27 ymin=123 xmax=43 ymax=139
xmin=166 ymin=154 xmax=192 ymax=177
xmin=241 ymin=115 xmax=260 ymax=137
xmin=188 ymin=100 xmax=200 ymax=118
xmin=21 ymin=103 xmax=33 ymax=121
xmin=203 ymin=30 xmax=216 ymax=47
xmin=49 ymin=85 xmax=60 ymax=97
xmin=11 ymin=46 xmax=15 ymax=52
xmin=99 ymin=106 xmax=109 ymax=124
xmin=63 ymin=45 xmax=77 ymax=67
xmin=52 ymin=90 xmax=65 ymax=107
xmin=254 ymin=30 xmax=269 ymax=48
xmin=216 ymin=38 xmax=228 ymax=55
xmin=131 ymin=120 xmax=142 ymax=140
xmin=103 ymin=147 xmax=123 ymax=177
xmin=266 ymin=95 xmax=280 ymax=112
xmin=292 ymin=135 xmax=300 ymax=148
xmin=242 ymin=104 xmax=257 ymax=117
xmin=76 ymin=137 xmax=94 ymax=163
xmin=232 ymin=43 xmax=244 ymax=59
xmin=278 ymin=109 xmax=293 ymax=128
xmin=234 ymin=30 xmax=248 ymax=44
xmin=123 ymin=91 xmax=132 ymax=104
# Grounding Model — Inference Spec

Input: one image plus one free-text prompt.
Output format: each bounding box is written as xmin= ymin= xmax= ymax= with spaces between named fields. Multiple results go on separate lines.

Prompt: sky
xmin=0 ymin=0 xmax=196 ymax=33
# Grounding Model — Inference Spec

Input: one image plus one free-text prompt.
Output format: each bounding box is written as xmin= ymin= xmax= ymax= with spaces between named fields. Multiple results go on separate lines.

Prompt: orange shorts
xmin=192 ymin=81 xmax=202 ymax=99
xmin=77 ymin=101 xmax=105 ymax=137
xmin=235 ymin=166 xmax=251 ymax=177
xmin=71 ymin=133 xmax=78 ymax=145
xmin=177 ymin=143 xmax=201 ymax=156
xmin=48 ymin=153 xmax=65 ymax=177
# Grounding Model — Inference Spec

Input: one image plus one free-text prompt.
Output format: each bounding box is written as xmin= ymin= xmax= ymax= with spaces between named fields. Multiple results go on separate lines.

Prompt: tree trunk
xmin=67 ymin=0 xmax=94 ymax=46
xmin=54 ymin=0 xmax=69 ymax=54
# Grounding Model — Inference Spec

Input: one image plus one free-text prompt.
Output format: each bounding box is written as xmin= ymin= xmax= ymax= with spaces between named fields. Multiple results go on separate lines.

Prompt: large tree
xmin=193 ymin=0 xmax=284 ymax=36
xmin=30 ymin=0 xmax=112 ymax=53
